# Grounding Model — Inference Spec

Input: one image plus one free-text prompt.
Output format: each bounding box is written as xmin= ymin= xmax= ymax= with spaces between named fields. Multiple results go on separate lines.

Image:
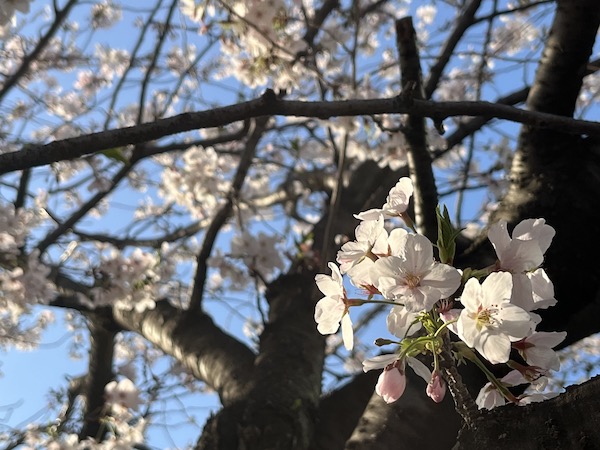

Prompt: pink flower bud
xmin=426 ymin=371 xmax=446 ymax=403
xmin=375 ymin=362 xmax=406 ymax=404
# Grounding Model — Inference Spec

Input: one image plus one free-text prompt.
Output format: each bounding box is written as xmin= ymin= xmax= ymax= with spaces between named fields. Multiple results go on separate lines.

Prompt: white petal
xmin=341 ymin=313 xmax=354 ymax=351
xmin=402 ymin=234 xmax=434 ymax=274
xmin=362 ymin=354 xmax=398 ymax=372
xmin=510 ymin=273 xmax=534 ymax=311
xmin=386 ymin=306 xmax=422 ymax=338
xmin=456 ymin=310 xmax=478 ymax=347
xmin=528 ymin=269 xmax=557 ymax=309
xmin=513 ymin=218 xmax=555 ymax=255
xmin=476 ymin=331 xmax=511 ymax=364
xmin=354 ymin=209 xmax=384 ymax=221
xmin=487 ymin=221 xmax=511 ymax=258
xmin=501 ymin=239 xmax=543 ymax=273
xmin=387 ymin=228 xmax=408 ymax=256
xmin=406 ymin=356 xmax=431 ymax=382
xmin=459 ymin=278 xmax=483 ymax=312
xmin=421 ymin=263 xmax=461 ymax=297
xmin=496 ymin=303 xmax=532 ymax=340
xmin=481 ymin=272 xmax=513 ymax=307
xmin=314 ymin=298 xmax=343 ymax=334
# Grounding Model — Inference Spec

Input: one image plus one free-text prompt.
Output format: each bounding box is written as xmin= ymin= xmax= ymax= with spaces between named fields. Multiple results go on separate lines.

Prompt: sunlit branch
xmin=113 ymin=300 xmax=255 ymax=405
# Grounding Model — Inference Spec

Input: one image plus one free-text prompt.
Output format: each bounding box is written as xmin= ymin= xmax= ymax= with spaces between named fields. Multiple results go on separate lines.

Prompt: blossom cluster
xmin=315 ymin=177 xmax=565 ymax=409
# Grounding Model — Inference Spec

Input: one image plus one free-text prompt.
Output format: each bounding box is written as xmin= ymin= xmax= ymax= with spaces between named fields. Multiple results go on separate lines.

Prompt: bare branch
xmin=0 ymin=0 xmax=78 ymax=103
xmin=424 ymin=0 xmax=483 ymax=99
xmin=396 ymin=17 xmax=438 ymax=241
xmin=188 ymin=116 xmax=269 ymax=313
xmin=3 ymin=93 xmax=600 ymax=174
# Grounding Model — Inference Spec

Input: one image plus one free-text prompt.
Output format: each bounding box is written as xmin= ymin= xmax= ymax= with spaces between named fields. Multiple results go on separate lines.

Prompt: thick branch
xmin=79 ymin=319 xmax=116 ymax=441
xmin=3 ymin=94 xmax=600 ymax=174
xmin=112 ymin=300 xmax=255 ymax=405
xmin=455 ymin=376 xmax=600 ymax=450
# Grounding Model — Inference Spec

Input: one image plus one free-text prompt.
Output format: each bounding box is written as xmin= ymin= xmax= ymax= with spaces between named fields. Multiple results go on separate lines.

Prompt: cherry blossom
xmin=337 ymin=216 xmax=388 ymax=273
xmin=355 ymin=177 xmax=414 ymax=221
xmin=104 ymin=378 xmax=142 ymax=411
xmin=315 ymin=263 xmax=353 ymax=350
xmin=513 ymin=331 xmax=567 ymax=371
xmin=456 ymin=272 xmax=532 ymax=364
xmin=371 ymin=233 xmax=461 ymax=312
xmin=488 ymin=219 xmax=556 ymax=311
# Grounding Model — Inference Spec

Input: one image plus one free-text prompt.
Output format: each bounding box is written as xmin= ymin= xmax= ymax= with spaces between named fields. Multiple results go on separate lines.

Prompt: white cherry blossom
xmin=371 ymin=233 xmax=461 ymax=312
xmin=488 ymin=219 xmax=556 ymax=311
xmin=337 ymin=216 xmax=388 ymax=273
xmin=457 ymin=272 xmax=532 ymax=364
xmin=514 ymin=331 xmax=567 ymax=371
xmin=315 ymin=263 xmax=353 ymax=350
xmin=355 ymin=177 xmax=414 ymax=221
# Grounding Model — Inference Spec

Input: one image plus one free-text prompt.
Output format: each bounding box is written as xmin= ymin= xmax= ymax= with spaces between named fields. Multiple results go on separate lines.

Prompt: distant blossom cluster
xmin=315 ymin=177 xmax=565 ymax=409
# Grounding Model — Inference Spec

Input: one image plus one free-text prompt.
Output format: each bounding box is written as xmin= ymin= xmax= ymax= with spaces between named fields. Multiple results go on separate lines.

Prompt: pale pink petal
xmin=376 ymin=367 xmax=406 ymax=403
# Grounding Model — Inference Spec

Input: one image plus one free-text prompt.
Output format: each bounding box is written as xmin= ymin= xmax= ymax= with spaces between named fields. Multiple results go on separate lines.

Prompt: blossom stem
xmin=460 ymin=345 xmax=520 ymax=404
xmin=347 ymin=298 xmax=404 ymax=307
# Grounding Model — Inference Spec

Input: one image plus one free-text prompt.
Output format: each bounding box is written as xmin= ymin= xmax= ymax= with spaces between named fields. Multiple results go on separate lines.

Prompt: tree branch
xmin=112 ymin=300 xmax=255 ymax=406
xmin=3 ymin=93 xmax=600 ymax=174
xmin=396 ymin=17 xmax=439 ymax=241
xmin=424 ymin=0 xmax=483 ymax=100
xmin=188 ymin=116 xmax=269 ymax=313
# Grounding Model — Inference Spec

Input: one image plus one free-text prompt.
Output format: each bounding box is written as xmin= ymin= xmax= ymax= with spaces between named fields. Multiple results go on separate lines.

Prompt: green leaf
xmin=101 ymin=147 xmax=129 ymax=164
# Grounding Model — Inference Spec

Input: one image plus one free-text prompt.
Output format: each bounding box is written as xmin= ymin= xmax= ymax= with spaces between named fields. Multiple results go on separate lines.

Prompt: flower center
xmin=404 ymin=273 xmax=421 ymax=288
